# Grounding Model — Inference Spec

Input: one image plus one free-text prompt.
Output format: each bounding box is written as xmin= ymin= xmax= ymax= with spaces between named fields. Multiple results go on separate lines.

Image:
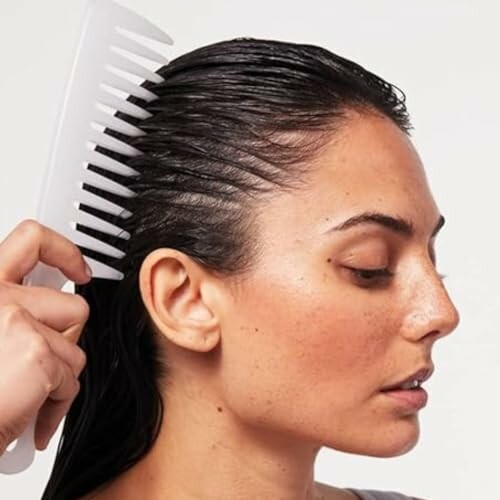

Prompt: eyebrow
xmin=327 ymin=211 xmax=445 ymax=238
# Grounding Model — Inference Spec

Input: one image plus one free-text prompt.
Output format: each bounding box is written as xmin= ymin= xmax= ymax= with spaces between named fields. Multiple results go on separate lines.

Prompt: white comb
xmin=0 ymin=0 xmax=173 ymax=474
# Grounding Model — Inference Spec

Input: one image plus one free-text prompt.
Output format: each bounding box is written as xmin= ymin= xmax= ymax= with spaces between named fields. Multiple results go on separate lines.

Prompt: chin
xmin=325 ymin=414 xmax=421 ymax=458
xmin=367 ymin=415 xmax=421 ymax=457
xmin=369 ymin=438 xmax=419 ymax=458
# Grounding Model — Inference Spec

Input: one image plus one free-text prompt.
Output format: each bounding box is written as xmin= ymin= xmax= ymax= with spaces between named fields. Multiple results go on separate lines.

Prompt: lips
xmin=381 ymin=366 xmax=434 ymax=392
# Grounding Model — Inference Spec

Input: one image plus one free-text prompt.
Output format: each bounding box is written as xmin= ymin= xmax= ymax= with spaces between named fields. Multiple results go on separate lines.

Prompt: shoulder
xmin=315 ymin=481 xmax=427 ymax=500
xmin=314 ymin=481 xmax=362 ymax=499
xmin=348 ymin=489 xmax=427 ymax=500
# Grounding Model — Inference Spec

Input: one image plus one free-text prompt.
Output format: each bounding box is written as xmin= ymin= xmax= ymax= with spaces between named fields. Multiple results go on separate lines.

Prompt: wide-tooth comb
xmin=0 ymin=0 xmax=173 ymax=474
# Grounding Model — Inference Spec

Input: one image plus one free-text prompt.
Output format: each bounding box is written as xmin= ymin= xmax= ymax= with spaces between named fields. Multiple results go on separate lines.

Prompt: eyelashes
xmin=345 ymin=267 xmax=393 ymax=288
xmin=344 ymin=267 xmax=448 ymax=288
xmin=348 ymin=267 xmax=394 ymax=281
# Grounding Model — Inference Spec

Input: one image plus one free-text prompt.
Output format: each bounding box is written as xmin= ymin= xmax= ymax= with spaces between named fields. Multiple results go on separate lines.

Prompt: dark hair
xmin=42 ymin=37 xmax=411 ymax=499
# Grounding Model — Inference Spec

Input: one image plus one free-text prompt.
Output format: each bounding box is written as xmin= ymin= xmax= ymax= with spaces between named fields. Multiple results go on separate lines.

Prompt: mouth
xmin=380 ymin=365 xmax=434 ymax=411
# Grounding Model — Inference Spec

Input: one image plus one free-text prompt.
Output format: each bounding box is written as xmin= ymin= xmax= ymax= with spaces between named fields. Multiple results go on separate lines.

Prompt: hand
xmin=0 ymin=219 xmax=91 ymax=453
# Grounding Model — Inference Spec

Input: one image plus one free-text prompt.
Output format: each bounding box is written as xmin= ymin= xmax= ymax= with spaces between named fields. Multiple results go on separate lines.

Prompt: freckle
xmin=217 ymin=406 xmax=223 ymax=412
xmin=327 ymin=258 xmax=331 ymax=263
xmin=266 ymin=399 xmax=272 ymax=405
xmin=255 ymin=327 xmax=259 ymax=332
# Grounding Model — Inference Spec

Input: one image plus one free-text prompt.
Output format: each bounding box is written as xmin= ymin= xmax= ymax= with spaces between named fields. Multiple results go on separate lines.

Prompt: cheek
xmin=219 ymin=272 xmax=397 ymax=428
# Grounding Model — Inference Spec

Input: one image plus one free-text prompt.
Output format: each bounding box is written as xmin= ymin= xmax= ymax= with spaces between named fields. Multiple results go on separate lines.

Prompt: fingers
xmin=0 ymin=219 xmax=91 ymax=285
xmin=0 ymin=304 xmax=87 ymax=382
xmin=0 ymin=220 xmax=92 ymax=453
xmin=32 ymin=318 xmax=84 ymax=450
xmin=34 ymin=376 xmax=80 ymax=450
xmin=0 ymin=280 xmax=90 ymax=338
xmin=26 ymin=314 xmax=85 ymax=450
xmin=0 ymin=305 xmax=86 ymax=451
xmin=26 ymin=310 xmax=87 ymax=379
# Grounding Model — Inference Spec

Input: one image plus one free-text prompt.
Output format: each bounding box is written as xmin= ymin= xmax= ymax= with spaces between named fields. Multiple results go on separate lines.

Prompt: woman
xmin=17 ymin=38 xmax=461 ymax=499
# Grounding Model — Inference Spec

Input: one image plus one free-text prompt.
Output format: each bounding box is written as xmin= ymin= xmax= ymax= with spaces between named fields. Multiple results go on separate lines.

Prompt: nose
xmin=402 ymin=266 xmax=460 ymax=343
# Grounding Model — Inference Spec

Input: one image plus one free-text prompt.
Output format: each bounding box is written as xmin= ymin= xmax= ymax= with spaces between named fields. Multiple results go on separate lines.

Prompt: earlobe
xmin=138 ymin=248 xmax=221 ymax=352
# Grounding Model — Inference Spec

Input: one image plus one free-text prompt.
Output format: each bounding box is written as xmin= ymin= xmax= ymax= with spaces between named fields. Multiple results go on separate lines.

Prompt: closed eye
xmin=343 ymin=267 xmax=394 ymax=288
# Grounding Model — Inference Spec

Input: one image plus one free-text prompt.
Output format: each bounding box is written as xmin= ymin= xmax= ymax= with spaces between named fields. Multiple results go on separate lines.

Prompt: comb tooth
xmin=82 ymin=255 xmax=124 ymax=280
xmin=71 ymin=227 xmax=125 ymax=259
xmin=112 ymin=32 xmax=169 ymax=64
xmin=77 ymin=187 xmax=133 ymax=219
xmin=88 ymin=126 xmax=142 ymax=157
xmin=102 ymin=70 xmax=159 ymax=102
xmin=107 ymin=49 xmax=164 ymax=84
xmin=97 ymin=87 xmax=152 ymax=120
xmin=82 ymin=164 xmax=138 ymax=198
xmin=86 ymin=148 xmax=140 ymax=177
xmin=112 ymin=5 xmax=174 ymax=46
xmin=73 ymin=208 xmax=130 ymax=240
xmin=93 ymin=107 xmax=146 ymax=137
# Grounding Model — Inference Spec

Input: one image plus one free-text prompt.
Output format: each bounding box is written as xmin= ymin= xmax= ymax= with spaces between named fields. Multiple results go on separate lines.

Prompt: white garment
xmin=346 ymin=488 xmax=415 ymax=500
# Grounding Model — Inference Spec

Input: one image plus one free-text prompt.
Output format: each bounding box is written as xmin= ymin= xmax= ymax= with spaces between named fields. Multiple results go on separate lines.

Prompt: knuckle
xmin=17 ymin=219 xmax=43 ymax=241
xmin=0 ymin=303 xmax=26 ymax=330
xmin=39 ymin=362 xmax=58 ymax=394
xmin=26 ymin=335 xmax=52 ymax=362
xmin=73 ymin=295 xmax=90 ymax=321
xmin=75 ymin=348 xmax=87 ymax=374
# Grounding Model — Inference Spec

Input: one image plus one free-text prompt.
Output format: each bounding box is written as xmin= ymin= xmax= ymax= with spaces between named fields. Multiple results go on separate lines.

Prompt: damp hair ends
xmin=41 ymin=37 xmax=411 ymax=499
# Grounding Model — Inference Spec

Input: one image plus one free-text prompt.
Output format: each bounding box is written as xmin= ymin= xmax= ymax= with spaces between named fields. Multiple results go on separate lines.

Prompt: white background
xmin=0 ymin=1 xmax=499 ymax=498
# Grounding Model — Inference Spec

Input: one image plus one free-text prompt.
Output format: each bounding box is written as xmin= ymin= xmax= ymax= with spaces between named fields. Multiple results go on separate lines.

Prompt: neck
xmin=94 ymin=375 xmax=324 ymax=500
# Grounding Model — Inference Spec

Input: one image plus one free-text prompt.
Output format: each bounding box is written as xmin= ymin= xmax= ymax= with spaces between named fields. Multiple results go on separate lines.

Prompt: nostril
xmin=423 ymin=330 xmax=444 ymax=342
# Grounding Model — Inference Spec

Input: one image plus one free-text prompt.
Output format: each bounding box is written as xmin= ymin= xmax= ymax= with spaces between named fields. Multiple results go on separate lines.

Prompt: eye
xmin=344 ymin=267 xmax=394 ymax=288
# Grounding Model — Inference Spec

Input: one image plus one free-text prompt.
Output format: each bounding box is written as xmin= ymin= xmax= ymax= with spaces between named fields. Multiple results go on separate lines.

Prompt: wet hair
xmin=42 ymin=37 xmax=411 ymax=499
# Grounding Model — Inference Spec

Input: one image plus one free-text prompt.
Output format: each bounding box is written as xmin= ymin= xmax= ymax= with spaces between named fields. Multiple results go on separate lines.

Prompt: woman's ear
xmin=138 ymin=248 xmax=222 ymax=352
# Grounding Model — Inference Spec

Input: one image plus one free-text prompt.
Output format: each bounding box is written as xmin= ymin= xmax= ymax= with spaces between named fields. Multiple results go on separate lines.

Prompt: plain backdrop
xmin=0 ymin=1 xmax=499 ymax=498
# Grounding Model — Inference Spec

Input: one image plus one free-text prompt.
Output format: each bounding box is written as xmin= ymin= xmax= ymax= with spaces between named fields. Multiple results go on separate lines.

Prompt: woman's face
xmin=218 ymin=111 xmax=460 ymax=457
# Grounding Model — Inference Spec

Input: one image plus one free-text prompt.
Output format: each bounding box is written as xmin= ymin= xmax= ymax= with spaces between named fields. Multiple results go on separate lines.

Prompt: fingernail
xmin=85 ymin=262 xmax=93 ymax=279
xmin=36 ymin=436 xmax=48 ymax=450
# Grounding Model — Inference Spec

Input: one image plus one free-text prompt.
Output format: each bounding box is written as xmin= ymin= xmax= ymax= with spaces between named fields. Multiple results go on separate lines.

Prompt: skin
xmin=83 ymin=111 xmax=459 ymax=500
xmin=0 ymin=221 xmax=90 ymax=454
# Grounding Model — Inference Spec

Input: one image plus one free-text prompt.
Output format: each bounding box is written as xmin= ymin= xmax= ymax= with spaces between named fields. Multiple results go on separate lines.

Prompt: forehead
xmin=256 ymin=112 xmax=440 ymax=241
xmin=314 ymin=112 xmax=431 ymax=198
